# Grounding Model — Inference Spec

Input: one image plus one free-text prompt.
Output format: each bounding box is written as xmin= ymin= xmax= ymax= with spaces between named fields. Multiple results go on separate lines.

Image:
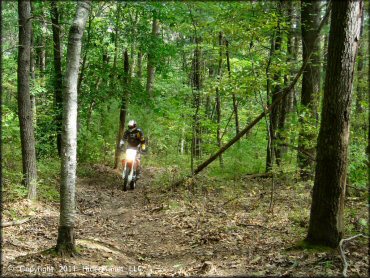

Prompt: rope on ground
xmin=339 ymin=233 xmax=368 ymax=277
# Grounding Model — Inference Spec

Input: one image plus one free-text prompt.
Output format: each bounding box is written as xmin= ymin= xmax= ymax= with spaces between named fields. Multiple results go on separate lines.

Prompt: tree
xmin=225 ymin=38 xmax=239 ymax=136
xmin=51 ymin=0 xmax=63 ymax=157
xmin=18 ymin=0 xmax=37 ymax=200
xmin=306 ymin=0 xmax=363 ymax=248
xmin=192 ymin=4 xmax=330 ymax=176
xmin=216 ymin=32 xmax=224 ymax=167
xmin=30 ymin=2 xmax=36 ymax=126
xmin=114 ymin=50 xmax=129 ymax=169
xmin=297 ymin=0 xmax=321 ymax=180
xmin=56 ymin=0 xmax=91 ymax=256
xmin=367 ymin=0 xmax=370 ymax=192
xmin=146 ymin=11 xmax=159 ymax=97
xmin=191 ymin=36 xmax=202 ymax=163
xmin=266 ymin=0 xmax=284 ymax=170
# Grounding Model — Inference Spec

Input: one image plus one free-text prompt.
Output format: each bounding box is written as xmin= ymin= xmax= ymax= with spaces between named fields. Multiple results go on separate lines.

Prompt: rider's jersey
xmin=123 ymin=128 xmax=145 ymax=149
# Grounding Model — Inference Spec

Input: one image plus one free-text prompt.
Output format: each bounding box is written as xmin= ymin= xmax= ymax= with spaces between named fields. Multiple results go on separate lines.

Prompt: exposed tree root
xmin=339 ymin=234 xmax=368 ymax=277
xmin=1 ymin=216 xmax=35 ymax=227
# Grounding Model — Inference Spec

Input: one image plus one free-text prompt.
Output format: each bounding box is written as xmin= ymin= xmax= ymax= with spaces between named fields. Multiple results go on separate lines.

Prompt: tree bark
xmin=192 ymin=37 xmax=202 ymax=160
xmin=30 ymin=2 xmax=36 ymax=127
xmin=297 ymin=0 xmax=322 ymax=180
xmin=368 ymin=1 xmax=370 ymax=190
xmin=77 ymin=13 xmax=92 ymax=95
xmin=273 ymin=1 xmax=289 ymax=167
xmin=37 ymin=4 xmax=47 ymax=75
xmin=322 ymin=0 xmax=331 ymax=81
xmin=146 ymin=12 xmax=159 ymax=97
xmin=114 ymin=50 xmax=129 ymax=169
xmin=355 ymin=13 xmax=365 ymax=114
xmin=216 ymin=32 xmax=224 ymax=167
xmin=56 ymin=0 xmax=91 ymax=256
xmin=268 ymin=1 xmax=284 ymax=169
xmin=112 ymin=4 xmax=120 ymax=71
xmin=18 ymin=0 xmax=37 ymax=201
xmin=286 ymin=0 xmax=296 ymax=114
xmin=306 ymin=0 xmax=363 ymax=248
xmin=51 ymin=0 xmax=63 ymax=157
xmin=225 ymin=38 xmax=239 ymax=136
xmin=265 ymin=34 xmax=275 ymax=172
xmin=282 ymin=0 xmax=296 ymax=156
xmin=137 ymin=50 xmax=143 ymax=79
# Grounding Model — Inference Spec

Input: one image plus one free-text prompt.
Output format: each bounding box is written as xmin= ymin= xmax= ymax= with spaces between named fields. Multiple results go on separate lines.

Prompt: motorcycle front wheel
xmin=130 ymin=180 xmax=136 ymax=190
xmin=123 ymin=168 xmax=129 ymax=191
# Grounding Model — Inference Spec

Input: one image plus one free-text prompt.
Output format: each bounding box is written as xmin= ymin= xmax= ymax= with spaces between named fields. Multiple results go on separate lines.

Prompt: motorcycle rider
xmin=119 ymin=120 xmax=146 ymax=178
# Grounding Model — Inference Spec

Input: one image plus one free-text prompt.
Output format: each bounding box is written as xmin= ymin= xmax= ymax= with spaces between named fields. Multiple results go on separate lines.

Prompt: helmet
xmin=128 ymin=120 xmax=137 ymax=131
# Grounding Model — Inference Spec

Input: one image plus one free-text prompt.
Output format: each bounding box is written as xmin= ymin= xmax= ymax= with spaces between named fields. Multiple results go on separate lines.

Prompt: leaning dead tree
xmin=190 ymin=3 xmax=331 ymax=177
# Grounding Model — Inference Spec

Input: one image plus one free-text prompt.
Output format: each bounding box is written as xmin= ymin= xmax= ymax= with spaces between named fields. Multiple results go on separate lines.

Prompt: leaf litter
xmin=2 ymin=165 xmax=368 ymax=276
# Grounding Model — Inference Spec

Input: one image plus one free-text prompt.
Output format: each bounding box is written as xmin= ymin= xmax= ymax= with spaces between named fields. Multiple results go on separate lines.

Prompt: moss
xmin=287 ymin=239 xmax=335 ymax=252
xmin=41 ymin=247 xmax=59 ymax=257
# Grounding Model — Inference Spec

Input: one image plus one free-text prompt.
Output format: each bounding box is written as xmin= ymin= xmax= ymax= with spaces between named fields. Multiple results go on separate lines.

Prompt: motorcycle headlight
xmin=125 ymin=149 xmax=137 ymax=161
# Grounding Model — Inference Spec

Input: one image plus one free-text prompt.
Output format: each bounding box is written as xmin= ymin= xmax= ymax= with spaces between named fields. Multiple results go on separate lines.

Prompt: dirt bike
xmin=121 ymin=148 xmax=140 ymax=191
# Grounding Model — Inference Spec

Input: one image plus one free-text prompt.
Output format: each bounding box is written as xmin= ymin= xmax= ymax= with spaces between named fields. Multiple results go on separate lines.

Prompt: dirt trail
xmin=2 ymin=165 xmax=369 ymax=276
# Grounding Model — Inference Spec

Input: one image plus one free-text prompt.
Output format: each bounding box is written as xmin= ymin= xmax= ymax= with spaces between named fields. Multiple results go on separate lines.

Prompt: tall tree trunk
xmin=39 ymin=5 xmax=46 ymax=75
xmin=56 ymin=0 xmax=91 ymax=256
xmin=284 ymin=0 xmax=296 ymax=154
xmin=51 ymin=0 xmax=63 ymax=157
xmin=277 ymin=0 xmax=297 ymax=159
xmin=216 ymin=88 xmax=223 ymax=167
xmin=216 ymin=32 xmax=224 ymax=167
xmin=367 ymin=0 xmax=370 ymax=192
xmin=271 ymin=24 xmax=283 ymax=166
xmin=355 ymin=13 xmax=365 ymax=114
xmin=286 ymin=0 xmax=296 ymax=113
xmin=267 ymin=1 xmax=284 ymax=169
xmin=192 ymin=37 xmax=202 ymax=160
xmin=18 ymin=0 xmax=37 ymax=201
xmin=265 ymin=34 xmax=275 ymax=172
xmin=137 ymin=50 xmax=143 ymax=79
xmin=322 ymin=0 xmax=331 ymax=83
xmin=368 ymin=1 xmax=370 ymax=189
xmin=77 ymin=14 xmax=92 ymax=95
xmin=130 ymin=45 xmax=136 ymax=78
xmin=306 ymin=0 xmax=363 ymax=248
xmin=112 ymin=4 xmax=120 ymax=71
xmin=30 ymin=2 xmax=36 ymax=127
xmin=146 ymin=12 xmax=159 ymax=97
xmin=297 ymin=0 xmax=321 ymax=180
xmin=114 ymin=50 xmax=129 ymax=169
xmin=225 ymin=38 xmax=239 ymax=136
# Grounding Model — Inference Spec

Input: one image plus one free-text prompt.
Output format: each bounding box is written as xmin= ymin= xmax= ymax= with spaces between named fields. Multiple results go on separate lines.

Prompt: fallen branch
xmin=339 ymin=234 xmax=368 ymax=277
xmin=243 ymin=172 xmax=272 ymax=179
xmin=237 ymin=223 xmax=284 ymax=233
xmin=192 ymin=4 xmax=331 ymax=176
xmin=149 ymin=204 xmax=164 ymax=213
xmin=1 ymin=216 xmax=35 ymax=227
xmin=277 ymin=143 xmax=316 ymax=161
xmin=222 ymin=196 xmax=239 ymax=206
xmin=347 ymin=184 xmax=367 ymax=192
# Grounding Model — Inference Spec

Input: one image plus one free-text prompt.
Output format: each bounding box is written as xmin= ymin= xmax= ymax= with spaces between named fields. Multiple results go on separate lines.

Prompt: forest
xmin=2 ymin=0 xmax=369 ymax=276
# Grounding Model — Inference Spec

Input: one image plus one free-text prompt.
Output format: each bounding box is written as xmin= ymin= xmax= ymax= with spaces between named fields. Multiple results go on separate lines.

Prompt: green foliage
xmin=37 ymin=159 xmax=60 ymax=202
xmin=2 ymin=1 xmax=368 ymax=207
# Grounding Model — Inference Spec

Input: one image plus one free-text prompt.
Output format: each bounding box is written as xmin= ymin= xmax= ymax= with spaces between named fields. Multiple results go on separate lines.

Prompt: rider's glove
xmin=141 ymin=144 xmax=147 ymax=153
xmin=119 ymin=140 xmax=125 ymax=148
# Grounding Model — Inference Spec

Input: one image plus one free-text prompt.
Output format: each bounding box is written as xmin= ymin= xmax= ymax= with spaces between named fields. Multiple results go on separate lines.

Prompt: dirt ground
xmin=2 ymin=165 xmax=369 ymax=277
